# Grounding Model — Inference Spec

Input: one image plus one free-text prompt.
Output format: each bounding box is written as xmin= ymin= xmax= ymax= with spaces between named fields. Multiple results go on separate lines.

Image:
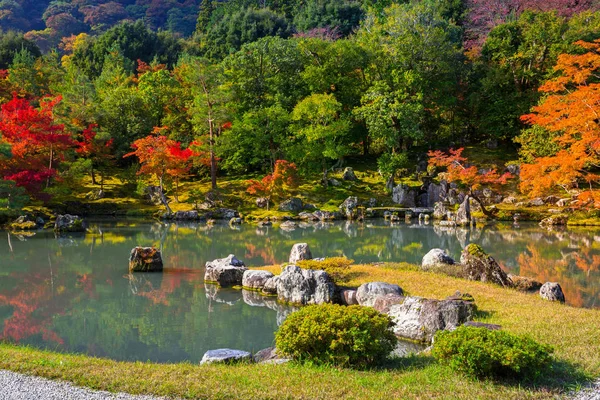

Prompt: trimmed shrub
xmin=297 ymin=257 xmax=353 ymax=284
xmin=275 ymin=304 xmax=397 ymax=367
xmin=432 ymin=326 xmax=553 ymax=379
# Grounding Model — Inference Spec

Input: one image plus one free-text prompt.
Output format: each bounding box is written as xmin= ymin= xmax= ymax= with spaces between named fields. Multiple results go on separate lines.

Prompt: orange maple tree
xmin=520 ymin=40 xmax=600 ymax=207
xmin=428 ymin=148 xmax=512 ymax=216
xmin=246 ymin=160 xmax=299 ymax=210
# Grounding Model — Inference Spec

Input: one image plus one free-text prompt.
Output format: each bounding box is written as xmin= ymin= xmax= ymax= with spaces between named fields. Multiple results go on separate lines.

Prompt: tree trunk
xmin=46 ymin=144 xmax=53 ymax=188
xmin=322 ymin=166 xmax=328 ymax=188
xmin=209 ymin=119 xmax=217 ymax=190
xmin=91 ymin=167 xmax=98 ymax=185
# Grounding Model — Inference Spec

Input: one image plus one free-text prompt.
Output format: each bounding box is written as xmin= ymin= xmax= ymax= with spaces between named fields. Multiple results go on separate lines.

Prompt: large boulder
xmin=340 ymin=289 xmax=358 ymax=305
xmin=200 ymin=349 xmax=253 ymax=365
xmin=372 ymin=294 xmax=405 ymax=314
xmin=339 ymin=196 xmax=359 ymax=219
xmin=276 ymin=265 xmax=335 ymax=305
xmin=508 ymin=274 xmax=542 ymax=292
xmin=174 ymin=210 xmax=199 ymax=220
xmin=356 ymin=282 xmax=404 ymax=307
xmin=279 ymin=198 xmax=303 ymax=212
xmin=433 ymin=202 xmax=447 ymax=220
xmin=204 ymin=254 xmax=247 ymax=287
xmin=456 ymin=196 xmax=471 ymax=226
xmin=459 ymin=244 xmax=511 ymax=287
xmin=256 ymin=197 xmax=269 ymax=208
xmin=388 ymin=296 xmax=475 ymax=343
xmin=262 ymin=276 xmax=279 ymax=296
xmin=427 ymin=183 xmax=442 ymax=207
xmin=143 ymin=186 xmax=165 ymax=206
xmin=421 ymin=249 xmax=455 ymax=272
xmin=392 ymin=184 xmax=416 ymax=207
xmin=540 ymin=282 xmax=565 ymax=303
xmin=253 ymin=347 xmax=290 ymax=364
xmin=129 ymin=247 xmax=163 ymax=272
xmin=342 ymin=167 xmax=358 ymax=181
xmin=54 ymin=214 xmax=86 ymax=232
xmin=289 ymin=243 xmax=313 ymax=264
xmin=242 ymin=270 xmax=275 ymax=291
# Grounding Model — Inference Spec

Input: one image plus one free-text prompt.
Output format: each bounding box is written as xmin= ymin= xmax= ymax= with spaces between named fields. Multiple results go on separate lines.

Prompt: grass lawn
xmin=1 ymin=263 xmax=599 ymax=399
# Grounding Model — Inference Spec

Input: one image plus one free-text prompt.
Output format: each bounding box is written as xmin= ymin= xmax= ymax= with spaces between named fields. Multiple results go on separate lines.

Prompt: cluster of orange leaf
xmin=520 ymin=40 xmax=600 ymax=206
xmin=246 ymin=160 xmax=299 ymax=209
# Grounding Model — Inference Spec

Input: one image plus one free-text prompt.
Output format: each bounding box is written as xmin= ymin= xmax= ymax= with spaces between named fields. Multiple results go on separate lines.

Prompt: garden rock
xmin=421 ymin=249 xmax=455 ymax=272
xmin=242 ymin=270 xmax=274 ymax=290
xmin=463 ymin=321 xmax=502 ymax=330
xmin=340 ymin=289 xmax=358 ymax=305
xmin=54 ymin=214 xmax=86 ymax=232
xmin=459 ymin=244 xmax=511 ymax=287
xmin=433 ymin=202 xmax=447 ymax=219
xmin=339 ymin=196 xmax=359 ymax=219
xmin=129 ymin=247 xmax=163 ymax=272
xmin=256 ymin=197 xmax=269 ymax=208
xmin=253 ymin=347 xmax=290 ymax=364
xmin=456 ymin=196 xmax=471 ymax=226
xmin=529 ymin=198 xmax=545 ymax=206
xmin=174 ymin=210 xmax=199 ymax=220
xmin=279 ymin=198 xmax=303 ymax=212
xmin=508 ymin=274 xmax=542 ymax=292
xmin=204 ymin=254 xmax=247 ymax=287
xmin=200 ymin=349 xmax=253 ymax=365
xmin=392 ymin=184 xmax=416 ymax=207
xmin=262 ymin=276 xmax=279 ymax=295
xmin=289 ymin=243 xmax=313 ymax=264
xmin=540 ymin=282 xmax=565 ymax=303
xmin=372 ymin=294 xmax=405 ymax=314
xmin=356 ymin=282 xmax=404 ymax=307
xmin=388 ymin=296 xmax=475 ymax=343
xmin=329 ymin=178 xmax=342 ymax=187
xmin=539 ymin=215 xmax=567 ymax=227
xmin=277 ymin=265 xmax=335 ymax=305
xmin=342 ymin=167 xmax=358 ymax=181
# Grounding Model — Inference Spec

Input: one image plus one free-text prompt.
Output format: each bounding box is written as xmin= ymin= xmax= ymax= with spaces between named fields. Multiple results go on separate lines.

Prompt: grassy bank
xmin=1 ymin=263 xmax=599 ymax=399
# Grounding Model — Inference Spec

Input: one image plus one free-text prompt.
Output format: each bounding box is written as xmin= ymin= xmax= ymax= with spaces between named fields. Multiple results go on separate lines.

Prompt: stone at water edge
xmin=289 ymin=243 xmax=313 ymax=264
xmin=421 ymin=248 xmax=455 ymax=271
xmin=339 ymin=196 xmax=359 ymax=219
xmin=54 ymin=214 xmax=86 ymax=232
xmin=200 ymin=349 xmax=253 ymax=365
xmin=129 ymin=247 xmax=163 ymax=272
xmin=540 ymin=282 xmax=565 ymax=303
xmin=279 ymin=198 xmax=303 ymax=212
xmin=459 ymin=244 xmax=512 ymax=287
xmin=242 ymin=270 xmax=274 ymax=291
xmin=356 ymin=282 xmax=404 ymax=307
xmin=204 ymin=254 xmax=247 ymax=287
xmin=456 ymin=195 xmax=471 ymax=226
xmin=277 ymin=265 xmax=335 ymax=305
xmin=261 ymin=276 xmax=279 ymax=295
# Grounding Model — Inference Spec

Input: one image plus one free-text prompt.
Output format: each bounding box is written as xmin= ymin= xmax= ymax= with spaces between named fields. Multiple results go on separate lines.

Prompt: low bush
xmin=432 ymin=326 xmax=553 ymax=380
xmin=297 ymin=257 xmax=353 ymax=284
xmin=275 ymin=304 xmax=397 ymax=367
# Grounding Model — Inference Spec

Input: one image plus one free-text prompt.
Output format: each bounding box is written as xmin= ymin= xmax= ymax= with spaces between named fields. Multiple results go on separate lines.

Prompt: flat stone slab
xmin=200 ymin=349 xmax=252 ymax=365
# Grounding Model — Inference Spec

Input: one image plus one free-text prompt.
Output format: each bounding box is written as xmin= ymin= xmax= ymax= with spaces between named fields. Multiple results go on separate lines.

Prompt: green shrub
xmin=297 ymin=257 xmax=353 ymax=284
xmin=275 ymin=304 xmax=397 ymax=367
xmin=432 ymin=326 xmax=553 ymax=379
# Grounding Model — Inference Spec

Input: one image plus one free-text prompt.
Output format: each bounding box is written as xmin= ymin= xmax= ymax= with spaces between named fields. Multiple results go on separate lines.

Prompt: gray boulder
xmin=459 ymin=244 xmax=511 ymax=287
xmin=289 ymin=243 xmax=313 ymax=264
xmin=277 ymin=265 xmax=335 ymax=305
xmin=388 ymin=296 xmax=475 ymax=343
xmin=540 ymin=282 xmax=565 ymax=303
xmin=144 ymin=186 xmax=165 ymax=206
xmin=392 ymin=184 xmax=416 ymax=207
xmin=372 ymin=294 xmax=405 ymax=314
xmin=204 ymin=254 xmax=247 ymax=287
xmin=433 ymin=202 xmax=447 ymax=220
xmin=507 ymin=274 xmax=542 ymax=292
xmin=200 ymin=349 xmax=253 ymax=365
xmin=256 ymin=197 xmax=269 ymax=208
xmin=242 ymin=270 xmax=274 ymax=290
xmin=129 ymin=247 xmax=163 ymax=272
xmin=342 ymin=167 xmax=358 ymax=181
xmin=262 ymin=276 xmax=280 ymax=295
xmin=279 ymin=198 xmax=304 ymax=212
xmin=421 ymin=249 xmax=455 ymax=272
xmin=427 ymin=183 xmax=442 ymax=207
xmin=253 ymin=347 xmax=291 ymax=364
xmin=356 ymin=282 xmax=404 ymax=307
xmin=339 ymin=196 xmax=359 ymax=219
xmin=340 ymin=289 xmax=358 ymax=305
xmin=456 ymin=196 xmax=471 ymax=226
xmin=174 ymin=210 xmax=199 ymax=220
xmin=329 ymin=178 xmax=342 ymax=187
xmin=54 ymin=214 xmax=85 ymax=232
xmin=529 ymin=198 xmax=545 ymax=207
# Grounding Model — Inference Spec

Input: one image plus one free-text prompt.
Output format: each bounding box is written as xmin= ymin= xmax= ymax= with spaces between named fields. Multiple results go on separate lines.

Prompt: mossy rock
xmin=465 ymin=244 xmax=487 ymax=258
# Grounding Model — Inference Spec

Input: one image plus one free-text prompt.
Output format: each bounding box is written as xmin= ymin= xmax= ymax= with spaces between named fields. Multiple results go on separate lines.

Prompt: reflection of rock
xmin=356 ymin=282 xmax=403 ymax=307
xmin=127 ymin=273 xmax=164 ymax=296
xmin=204 ymin=284 xmax=242 ymax=305
xmin=242 ymin=270 xmax=274 ymax=290
xmin=388 ymin=296 xmax=474 ymax=343
xmin=204 ymin=254 xmax=247 ymax=287
xmin=460 ymin=244 xmax=511 ymax=287
xmin=277 ymin=265 xmax=335 ymax=305
xmin=540 ymin=282 xmax=565 ymax=303
xmin=279 ymin=221 xmax=297 ymax=231
xmin=200 ymin=349 xmax=252 ymax=365
xmin=241 ymin=290 xmax=298 ymax=326
xmin=129 ymin=247 xmax=163 ymax=272
xmin=289 ymin=243 xmax=312 ymax=264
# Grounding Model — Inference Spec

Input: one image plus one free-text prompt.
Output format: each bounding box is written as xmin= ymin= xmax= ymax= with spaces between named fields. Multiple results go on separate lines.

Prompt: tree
xmin=75 ymin=125 xmax=114 ymax=189
xmin=246 ymin=159 xmax=298 ymax=210
xmin=290 ymin=93 xmax=351 ymax=186
xmin=519 ymin=40 xmax=600 ymax=207
xmin=293 ymin=0 xmax=364 ymax=37
xmin=428 ymin=148 xmax=513 ymax=216
xmin=0 ymin=31 xmax=41 ymax=70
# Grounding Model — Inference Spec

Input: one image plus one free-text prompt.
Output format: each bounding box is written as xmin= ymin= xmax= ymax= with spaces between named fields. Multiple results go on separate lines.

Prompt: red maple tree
xmin=246 ymin=160 xmax=299 ymax=210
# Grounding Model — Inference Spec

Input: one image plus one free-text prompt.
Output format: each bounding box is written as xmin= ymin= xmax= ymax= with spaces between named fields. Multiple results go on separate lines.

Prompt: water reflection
xmin=0 ymin=220 xmax=598 ymax=363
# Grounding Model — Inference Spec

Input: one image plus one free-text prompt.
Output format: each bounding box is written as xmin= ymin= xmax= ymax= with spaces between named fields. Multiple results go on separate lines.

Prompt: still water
xmin=0 ymin=220 xmax=598 ymax=362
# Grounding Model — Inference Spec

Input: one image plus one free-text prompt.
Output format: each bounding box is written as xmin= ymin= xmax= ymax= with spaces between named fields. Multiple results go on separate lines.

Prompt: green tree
xmin=293 ymin=0 xmax=364 ymax=37
xmin=0 ymin=31 xmax=41 ymax=70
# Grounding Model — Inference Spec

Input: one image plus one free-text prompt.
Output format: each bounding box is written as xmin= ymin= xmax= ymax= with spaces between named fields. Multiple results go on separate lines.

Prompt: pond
xmin=0 ymin=219 xmax=598 ymax=363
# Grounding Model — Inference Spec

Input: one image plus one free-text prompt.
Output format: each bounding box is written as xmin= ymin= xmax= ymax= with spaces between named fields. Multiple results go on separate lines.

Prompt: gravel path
xmin=0 ymin=370 xmax=167 ymax=400
xmin=571 ymin=379 xmax=600 ymax=400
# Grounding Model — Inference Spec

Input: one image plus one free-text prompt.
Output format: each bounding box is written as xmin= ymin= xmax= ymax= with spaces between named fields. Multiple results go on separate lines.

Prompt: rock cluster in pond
xmin=129 ymin=247 xmax=163 ymax=272
xmin=205 ymin=254 xmax=247 ymax=287
xmin=540 ymin=282 xmax=565 ymax=303
xmin=460 ymin=244 xmax=512 ymax=287
xmin=388 ymin=296 xmax=475 ymax=343
xmin=289 ymin=243 xmax=313 ymax=264
xmin=356 ymin=282 xmax=404 ymax=307
xmin=277 ymin=265 xmax=335 ymax=305
xmin=242 ymin=270 xmax=274 ymax=291
xmin=54 ymin=214 xmax=86 ymax=232
xmin=200 ymin=349 xmax=252 ymax=365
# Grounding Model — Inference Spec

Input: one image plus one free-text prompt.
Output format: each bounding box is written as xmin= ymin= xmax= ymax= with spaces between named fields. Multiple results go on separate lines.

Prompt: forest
xmin=0 ymin=0 xmax=599 ymax=213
